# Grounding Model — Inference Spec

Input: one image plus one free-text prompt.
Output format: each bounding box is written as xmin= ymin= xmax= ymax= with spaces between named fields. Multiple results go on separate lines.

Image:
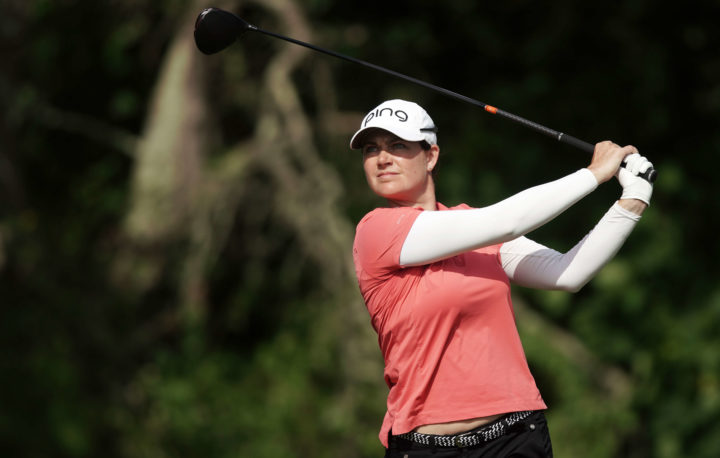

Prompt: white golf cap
xmin=350 ymin=99 xmax=438 ymax=149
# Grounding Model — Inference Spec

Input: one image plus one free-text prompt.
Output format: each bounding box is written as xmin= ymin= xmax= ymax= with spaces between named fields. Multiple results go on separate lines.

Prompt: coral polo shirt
xmin=353 ymin=203 xmax=547 ymax=447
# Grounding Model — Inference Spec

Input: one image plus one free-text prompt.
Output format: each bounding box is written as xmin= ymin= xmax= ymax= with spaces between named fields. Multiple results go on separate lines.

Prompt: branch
xmin=113 ymin=0 xmax=216 ymax=298
xmin=244 ymin=3 xmax=385 ymax=451
xmin=0 ymin=76 xmax=137 ymax=157
xmin=34 ymin=103 xmax=138 ymax=157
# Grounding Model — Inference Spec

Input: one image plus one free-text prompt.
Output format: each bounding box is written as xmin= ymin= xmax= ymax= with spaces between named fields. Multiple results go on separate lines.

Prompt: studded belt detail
xmin=397 ymin=410 xmax=534 ymax=448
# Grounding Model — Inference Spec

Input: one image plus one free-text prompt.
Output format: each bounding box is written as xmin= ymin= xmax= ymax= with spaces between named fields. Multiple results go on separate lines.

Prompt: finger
xmin=626 ymin=154 xmax=653 ymax=176
xmin=616 ymin=165 xmax=634 ymax=181
xmin=625 ymin=153 xmax=646 ymax=174
xmin=596 ymin=140 xmax=619 ymax=153
xmin=620 ymin=145 xmax=639 ymax=159
xmin=638 ymin=157 xmax=653 ymax=174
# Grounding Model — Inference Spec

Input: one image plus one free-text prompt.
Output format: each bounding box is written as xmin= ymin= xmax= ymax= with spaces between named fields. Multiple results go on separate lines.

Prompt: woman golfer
xmin=351 ymin=99 xmax=653 ymax=457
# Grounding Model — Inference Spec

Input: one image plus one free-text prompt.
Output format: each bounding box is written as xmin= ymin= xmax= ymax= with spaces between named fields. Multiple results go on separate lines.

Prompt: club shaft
xmin=252 ymin=27 xmax=656 ymax=182
xmin=256 ymin=28 xmax=490 ymax=105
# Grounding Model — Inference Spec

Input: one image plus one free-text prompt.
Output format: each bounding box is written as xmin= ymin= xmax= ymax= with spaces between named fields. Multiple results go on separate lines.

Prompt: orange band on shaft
xmin=485 ymin=105 xmax=497 ymax=114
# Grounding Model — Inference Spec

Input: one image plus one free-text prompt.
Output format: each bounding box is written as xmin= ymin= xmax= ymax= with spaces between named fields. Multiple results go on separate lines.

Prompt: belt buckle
xmin=454 ymin=434 xmax=472 ymax=448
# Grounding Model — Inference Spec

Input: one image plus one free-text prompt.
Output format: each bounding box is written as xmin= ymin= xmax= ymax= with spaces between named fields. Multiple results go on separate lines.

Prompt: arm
xmin=399 ymin=143 xmax=653 ymax=268
xmin=399 ymin=168 xmax=598 ymax=266
xmin=500 ymin=203 xmax=641 ymax=292
xmin=400 ymin=141 xmax=634 ymax=266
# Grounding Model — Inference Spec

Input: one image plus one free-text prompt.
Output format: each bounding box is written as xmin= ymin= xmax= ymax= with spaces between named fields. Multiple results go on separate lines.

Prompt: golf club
xmin=194 ymin=7 xmax=657 ymax=183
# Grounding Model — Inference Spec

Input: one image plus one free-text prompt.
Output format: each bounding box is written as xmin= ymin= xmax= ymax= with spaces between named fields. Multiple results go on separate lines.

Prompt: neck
xmin=386 ymin=180 xmax=437 ymax=211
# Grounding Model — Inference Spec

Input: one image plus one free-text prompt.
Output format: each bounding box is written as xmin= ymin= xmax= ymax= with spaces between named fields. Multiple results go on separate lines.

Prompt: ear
xmin=425 ymin=144 xmax=440 ymax=172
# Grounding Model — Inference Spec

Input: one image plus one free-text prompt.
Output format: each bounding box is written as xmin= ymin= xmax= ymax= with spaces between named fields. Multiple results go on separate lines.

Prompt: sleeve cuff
xmin=578 ymin=168 xmax=600 ymax=190
xmin=610 ymin=202 xmax=642 ymax=221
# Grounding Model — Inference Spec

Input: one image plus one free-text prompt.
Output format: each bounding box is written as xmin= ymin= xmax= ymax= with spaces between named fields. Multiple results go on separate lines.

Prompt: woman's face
xmin=361 ymin=131 xmax=439 ymax=206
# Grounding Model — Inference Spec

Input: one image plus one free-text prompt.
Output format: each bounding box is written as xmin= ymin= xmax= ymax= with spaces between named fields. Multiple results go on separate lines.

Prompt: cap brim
xmin=349 ymin=126 xmax=426 ymax=149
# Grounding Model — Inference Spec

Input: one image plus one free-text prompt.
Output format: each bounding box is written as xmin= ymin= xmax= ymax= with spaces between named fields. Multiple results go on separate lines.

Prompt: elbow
xmin=552 ymin=266 xmax=597 ymax=293
xmin=555 ymin=277 xmax=590 ymax=293
xmin=562 ymin=284 xmax=584 ymax=293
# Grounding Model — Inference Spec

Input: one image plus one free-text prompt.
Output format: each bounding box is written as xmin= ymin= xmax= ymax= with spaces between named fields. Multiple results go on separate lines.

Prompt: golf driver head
xmin=194 ymin=8 xmax=252 ymax=55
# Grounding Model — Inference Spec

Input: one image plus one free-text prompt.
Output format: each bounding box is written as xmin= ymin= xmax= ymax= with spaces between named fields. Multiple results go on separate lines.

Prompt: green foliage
xmin=1 ymin=0 xmax=719 ymax=457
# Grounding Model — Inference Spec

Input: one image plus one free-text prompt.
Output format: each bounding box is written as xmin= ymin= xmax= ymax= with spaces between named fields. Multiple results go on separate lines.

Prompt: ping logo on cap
xmin=363 ymin=107 xmax=408 ymax=127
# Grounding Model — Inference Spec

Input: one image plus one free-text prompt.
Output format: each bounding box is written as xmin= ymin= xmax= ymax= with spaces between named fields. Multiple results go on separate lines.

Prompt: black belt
xmin=396 ymin=410 xmax=534 ymax=448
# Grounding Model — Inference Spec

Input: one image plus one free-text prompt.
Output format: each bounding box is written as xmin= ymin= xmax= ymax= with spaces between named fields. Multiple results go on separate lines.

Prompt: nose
xmin=377 ymin=148 xmax=392 ymax=166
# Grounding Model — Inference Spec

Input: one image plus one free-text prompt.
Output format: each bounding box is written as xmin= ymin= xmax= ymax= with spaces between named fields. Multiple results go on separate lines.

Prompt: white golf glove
xmin=616 ymin=153 xmax=653 ymax=205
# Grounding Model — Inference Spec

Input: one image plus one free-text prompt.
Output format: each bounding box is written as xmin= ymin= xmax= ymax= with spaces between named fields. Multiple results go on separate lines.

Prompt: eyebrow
xmin=363 ymin=134 xmax=405 ymax=146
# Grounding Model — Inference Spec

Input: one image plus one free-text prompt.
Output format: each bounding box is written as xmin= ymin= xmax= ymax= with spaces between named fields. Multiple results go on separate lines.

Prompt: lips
xmin=377 ymin=172 xmax=398 ymax=178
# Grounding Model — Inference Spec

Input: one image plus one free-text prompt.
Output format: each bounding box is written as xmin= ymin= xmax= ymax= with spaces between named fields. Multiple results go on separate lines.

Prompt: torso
xmin=414 ymin=414 xmax=504 ymax=435
xmin=353 ymin=205 xmax=547 ymax=446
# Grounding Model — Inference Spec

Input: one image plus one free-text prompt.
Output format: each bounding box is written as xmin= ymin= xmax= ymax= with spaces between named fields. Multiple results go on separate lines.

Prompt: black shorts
xmin=385 ymin=411 xmax=553 ymax=458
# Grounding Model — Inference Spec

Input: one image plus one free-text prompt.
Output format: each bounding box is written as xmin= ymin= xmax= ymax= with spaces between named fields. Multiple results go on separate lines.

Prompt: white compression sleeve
xmin=399 ymin=169 xmax=598 ymax=266
xmin=500 ymin=203 xmax=641 ymax=292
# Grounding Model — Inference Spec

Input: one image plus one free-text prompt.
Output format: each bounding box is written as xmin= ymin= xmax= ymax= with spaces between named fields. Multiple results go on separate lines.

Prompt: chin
xmin=373 ymin=185 xmax=406 ymax=201
xmin=379 ymin=192 xmax=413 ymax=203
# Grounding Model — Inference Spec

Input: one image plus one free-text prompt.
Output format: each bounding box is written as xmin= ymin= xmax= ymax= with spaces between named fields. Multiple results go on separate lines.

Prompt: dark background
xmin=1 ymin=0 xmax=718 ymax=456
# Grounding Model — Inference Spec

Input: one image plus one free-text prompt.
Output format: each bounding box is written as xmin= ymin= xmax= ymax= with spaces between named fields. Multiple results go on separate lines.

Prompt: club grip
xmin=559 ymin=134 xmax=657 ymax=183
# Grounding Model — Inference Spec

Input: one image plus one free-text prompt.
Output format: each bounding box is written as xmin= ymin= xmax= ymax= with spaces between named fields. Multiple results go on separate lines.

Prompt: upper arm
xmin=354 ymin=207 xmax=422 ymax=275
xmin=399 ymin=208 xmax=520 ymax=266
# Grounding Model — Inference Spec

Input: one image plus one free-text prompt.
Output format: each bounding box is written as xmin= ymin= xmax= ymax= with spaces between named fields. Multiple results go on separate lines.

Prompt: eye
xmin=391 ymin=142 xmax=408 ymax=150
xmin=362 ymin=145 xmax=378 ymax=155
